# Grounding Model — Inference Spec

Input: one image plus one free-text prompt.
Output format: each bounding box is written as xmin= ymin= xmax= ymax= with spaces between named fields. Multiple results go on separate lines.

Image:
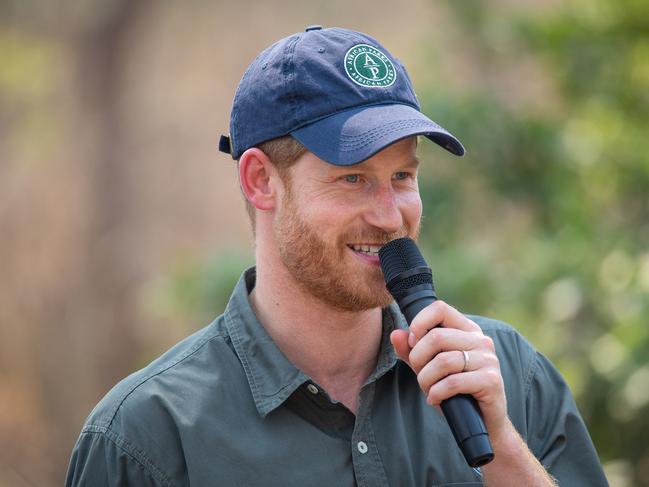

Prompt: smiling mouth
xmin=347 ymin=244 xmax=382 ymax=257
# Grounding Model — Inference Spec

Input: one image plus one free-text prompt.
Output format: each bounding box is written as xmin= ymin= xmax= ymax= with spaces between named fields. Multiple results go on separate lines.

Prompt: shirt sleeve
xmin=525 ymin=351 xmax=609 ymax=486
xmin=66 ymin=428 xmax=169 ymax=487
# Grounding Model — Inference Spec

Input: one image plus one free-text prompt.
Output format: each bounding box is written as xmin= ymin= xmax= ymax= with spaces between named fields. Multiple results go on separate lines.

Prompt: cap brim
xmin=290 ymin=103 xmax=465 ymax=166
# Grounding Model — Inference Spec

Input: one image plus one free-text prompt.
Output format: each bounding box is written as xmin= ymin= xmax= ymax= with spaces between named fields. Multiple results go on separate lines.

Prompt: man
xmin=66 ymin=27 xmax=608 ymax=486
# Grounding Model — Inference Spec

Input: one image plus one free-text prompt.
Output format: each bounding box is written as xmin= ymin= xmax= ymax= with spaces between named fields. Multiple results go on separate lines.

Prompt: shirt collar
xmin=223 ymin=267 xmax=408 ymax=417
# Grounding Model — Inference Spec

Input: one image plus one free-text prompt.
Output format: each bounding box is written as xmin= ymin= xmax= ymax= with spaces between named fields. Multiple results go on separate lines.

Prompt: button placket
xmin=350 ymin=382 xmax=390 ymax=486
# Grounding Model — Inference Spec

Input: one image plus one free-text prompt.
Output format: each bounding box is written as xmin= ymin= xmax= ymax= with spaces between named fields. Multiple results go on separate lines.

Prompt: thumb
xmin=390 ymin=329 xmax=412 ymax=368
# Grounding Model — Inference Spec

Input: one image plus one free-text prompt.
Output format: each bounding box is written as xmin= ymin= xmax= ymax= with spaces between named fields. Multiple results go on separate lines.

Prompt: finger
xmin=425 ymin=368 xmax=504 ymax=407
xmin=408 ymin=327 xmax=488 ymax=373
xmin=409 ymin=301 xmax=481 ymax=344
xmin=416 ymin=348 xmax=499 ymax=393
xmin=416 ymin=350 xmax=469 ymax=393
xmin=390 ymin=329 xmax=412 ymax=367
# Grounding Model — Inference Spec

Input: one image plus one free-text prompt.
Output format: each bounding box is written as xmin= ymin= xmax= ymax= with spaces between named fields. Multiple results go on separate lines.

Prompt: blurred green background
xmin=1 ymin=0 xmax=647 ymax=485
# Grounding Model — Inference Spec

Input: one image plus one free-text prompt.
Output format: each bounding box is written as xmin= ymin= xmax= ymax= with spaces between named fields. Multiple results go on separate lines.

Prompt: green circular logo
xmin=344 ymin=44 xmax=396 ymax=88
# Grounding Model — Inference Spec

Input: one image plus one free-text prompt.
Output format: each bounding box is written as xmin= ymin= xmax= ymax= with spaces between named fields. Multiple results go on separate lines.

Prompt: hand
xmin=390 ymin=300 xmax=508 ymax=438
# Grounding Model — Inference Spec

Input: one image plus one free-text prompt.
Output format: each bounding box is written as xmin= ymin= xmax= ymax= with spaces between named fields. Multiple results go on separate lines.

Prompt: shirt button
xmin=307 ymin=384 xmax=319 ymax=394
xmin=357 ymin=441 xmax=368 ymax=454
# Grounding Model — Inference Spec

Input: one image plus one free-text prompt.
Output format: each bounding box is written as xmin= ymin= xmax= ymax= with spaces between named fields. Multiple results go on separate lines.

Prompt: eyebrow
xmin=395 ymin=157 xmax=421 ymax=171
xmin=405 ymin=157 xmax=421 ymax=168
xmin=326 ymin=156 xmax=421 ymax=175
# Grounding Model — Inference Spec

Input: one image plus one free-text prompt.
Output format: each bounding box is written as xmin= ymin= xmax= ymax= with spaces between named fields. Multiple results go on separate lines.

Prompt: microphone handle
xmin=399 ymin=293 xmax=495 ymax=468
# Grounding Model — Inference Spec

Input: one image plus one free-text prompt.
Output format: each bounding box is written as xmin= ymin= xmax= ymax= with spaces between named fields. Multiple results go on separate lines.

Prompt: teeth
xmin=350 ymin=244 xmax=382 ymax=255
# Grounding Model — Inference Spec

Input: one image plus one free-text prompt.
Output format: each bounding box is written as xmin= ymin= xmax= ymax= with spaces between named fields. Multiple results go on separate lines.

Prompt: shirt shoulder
xmin=465 ymin=315 xmax=607 ymax=484
xmin=83 ymin=317 xmax=231 ymax=431
xmin=71 ymin=315 xmax=246 ymax=486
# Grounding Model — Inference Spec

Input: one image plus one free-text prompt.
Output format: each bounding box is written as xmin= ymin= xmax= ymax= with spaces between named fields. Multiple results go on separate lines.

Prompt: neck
xmin=250 ymin=243 xmax=384 ymax=412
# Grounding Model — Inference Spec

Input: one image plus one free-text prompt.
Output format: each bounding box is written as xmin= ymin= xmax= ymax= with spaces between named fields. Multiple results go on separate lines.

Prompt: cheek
xmin=300 ymin=201 xmax=353 ymax=235
xmin=400 ymin=191 xmax=423 ymax=223
xmin=302 ymin=190 xmax=356 ymax=220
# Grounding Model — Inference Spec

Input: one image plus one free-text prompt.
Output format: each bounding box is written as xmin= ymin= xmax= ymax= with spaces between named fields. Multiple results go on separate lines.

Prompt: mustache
xmin=341 ymin=226 xmax=418 ymax=245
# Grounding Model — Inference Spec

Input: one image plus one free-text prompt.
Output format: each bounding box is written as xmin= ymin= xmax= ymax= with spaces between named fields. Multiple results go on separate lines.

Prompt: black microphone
xmin=379 ymin=237 xmax=494 ymax=468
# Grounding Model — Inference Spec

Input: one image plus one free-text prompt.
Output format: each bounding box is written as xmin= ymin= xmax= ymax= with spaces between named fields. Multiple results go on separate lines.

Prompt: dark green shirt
xmin=66 ymin=268 xmax=608 ymax=486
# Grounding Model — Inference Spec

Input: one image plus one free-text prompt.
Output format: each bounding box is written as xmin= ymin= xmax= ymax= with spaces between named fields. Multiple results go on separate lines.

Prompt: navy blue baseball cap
xmin=219 ymin=26 xmax=465 ymax=165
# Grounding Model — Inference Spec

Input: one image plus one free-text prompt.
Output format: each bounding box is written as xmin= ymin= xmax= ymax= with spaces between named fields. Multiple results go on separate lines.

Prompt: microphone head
xmin=379 ymin=237 xmax=427 ymax=282
xmin=379 ymin=237 xmax=433 ymax=295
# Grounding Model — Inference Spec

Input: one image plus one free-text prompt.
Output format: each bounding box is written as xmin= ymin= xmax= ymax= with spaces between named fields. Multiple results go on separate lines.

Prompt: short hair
xmin=238 ymin=135 xmax=308 ymax=230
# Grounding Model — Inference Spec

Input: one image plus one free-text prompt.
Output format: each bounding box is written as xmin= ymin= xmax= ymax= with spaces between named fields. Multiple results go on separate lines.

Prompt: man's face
xmin=273 ymin=137 xmax=422 ymax=311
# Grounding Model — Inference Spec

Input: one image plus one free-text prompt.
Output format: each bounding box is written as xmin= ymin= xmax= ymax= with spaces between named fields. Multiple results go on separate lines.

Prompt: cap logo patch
xmin=344 ymin=44 xmax=396 ymax=87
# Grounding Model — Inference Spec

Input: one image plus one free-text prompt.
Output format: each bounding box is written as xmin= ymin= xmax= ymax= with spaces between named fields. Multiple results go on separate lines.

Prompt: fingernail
xmin=408 ymin=332 xmax=415 ymax=348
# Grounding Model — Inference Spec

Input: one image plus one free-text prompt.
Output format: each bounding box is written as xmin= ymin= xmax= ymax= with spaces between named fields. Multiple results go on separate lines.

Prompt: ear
xmin=238 ymin=147 xmax=281 ymax=212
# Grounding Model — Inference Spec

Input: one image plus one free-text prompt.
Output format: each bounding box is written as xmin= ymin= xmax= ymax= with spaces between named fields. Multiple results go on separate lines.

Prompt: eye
xmin=393 ymin=171 xmax=411 ymax=180
xmin=343 ymin=174 xmax=360 ymax=183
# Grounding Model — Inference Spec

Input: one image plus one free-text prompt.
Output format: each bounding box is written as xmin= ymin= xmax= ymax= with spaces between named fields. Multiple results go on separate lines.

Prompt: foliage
xmin=146 ymin=247 xmax=253 ymax=327
xmin=414 ymin=1 xmax=649 ymax=484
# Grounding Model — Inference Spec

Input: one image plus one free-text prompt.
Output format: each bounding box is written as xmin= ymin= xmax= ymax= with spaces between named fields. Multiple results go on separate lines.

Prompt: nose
xmin=363 ymin=184 xmax=404 ymax=234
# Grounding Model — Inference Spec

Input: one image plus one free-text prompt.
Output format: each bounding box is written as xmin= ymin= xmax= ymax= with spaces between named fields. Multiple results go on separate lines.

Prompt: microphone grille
xmin=389 ymin=272 xmax=433 ymax=295
xmin=379 ymin=237 xmax=428 ymax=283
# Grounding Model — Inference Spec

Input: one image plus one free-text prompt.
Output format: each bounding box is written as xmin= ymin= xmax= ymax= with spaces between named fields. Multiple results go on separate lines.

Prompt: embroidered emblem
xmin=344 ymin=44 xmax=396 ymax=87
